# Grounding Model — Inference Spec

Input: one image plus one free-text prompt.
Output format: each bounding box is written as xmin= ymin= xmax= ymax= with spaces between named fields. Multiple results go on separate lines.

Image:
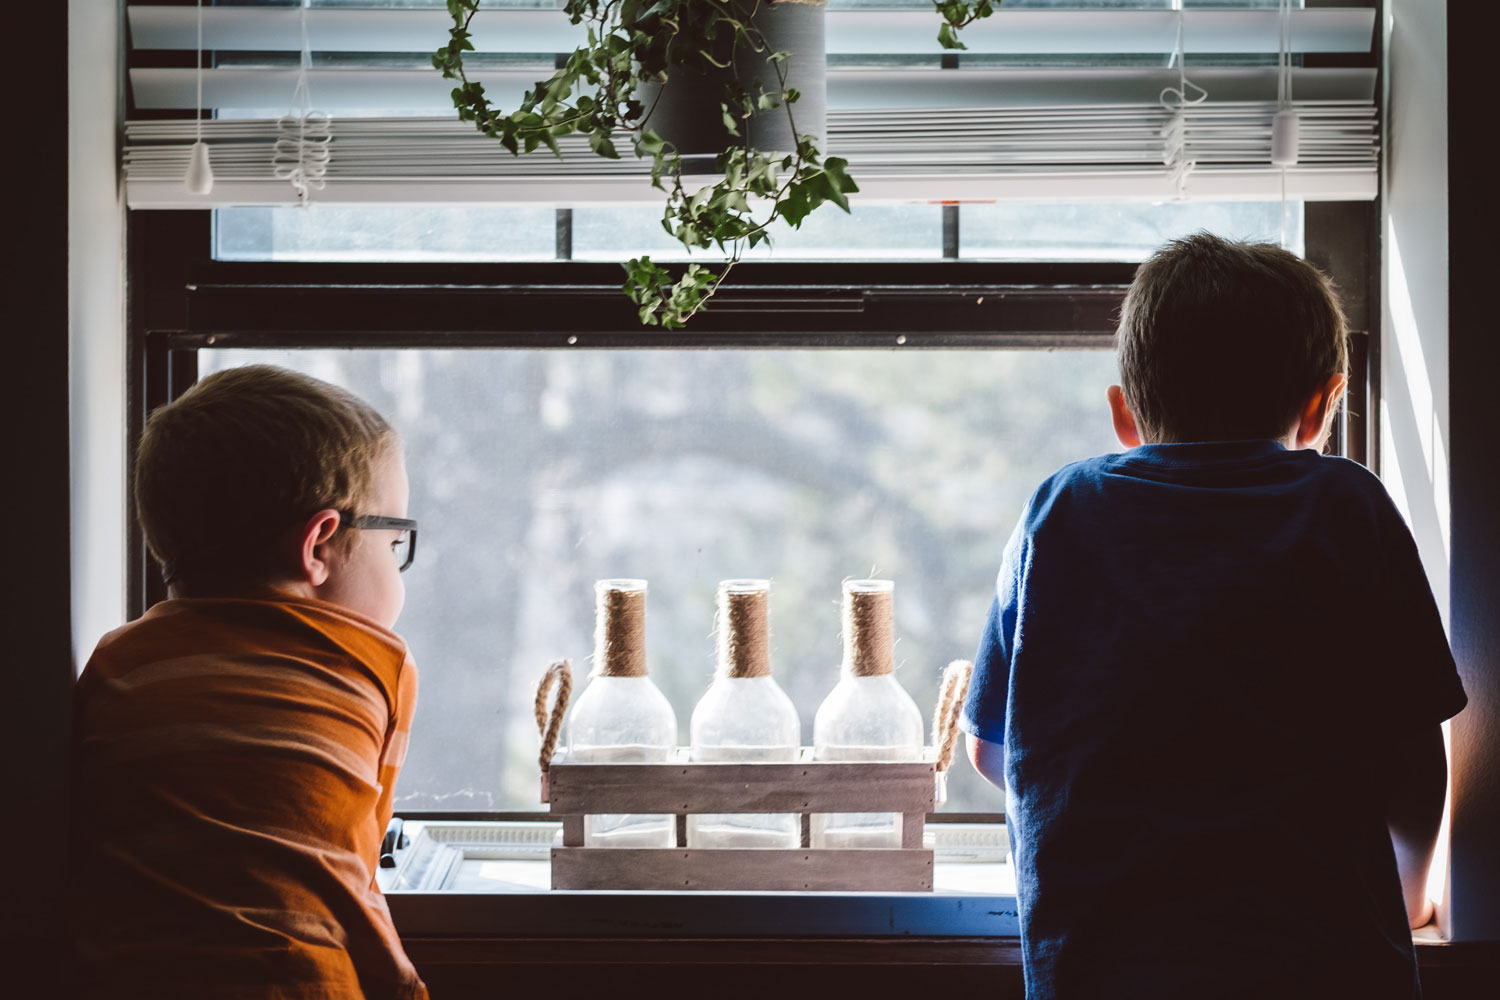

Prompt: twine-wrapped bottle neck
xmin=595 ymin=579 xmax=648 ymax=678
xmin=717 ymin=579 xmax=771 ymax=679
xmin=842 ymin=580 xmax=894 ymax=677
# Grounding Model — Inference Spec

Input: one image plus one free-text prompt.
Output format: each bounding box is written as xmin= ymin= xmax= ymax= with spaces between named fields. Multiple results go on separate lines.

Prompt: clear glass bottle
xmin=811 ymin=579 xmax=925 ymax=848
xmin=567 ymin=579 xmax=679 ymax=848
xmin=687 ymin=580 xmax=802 ymax=849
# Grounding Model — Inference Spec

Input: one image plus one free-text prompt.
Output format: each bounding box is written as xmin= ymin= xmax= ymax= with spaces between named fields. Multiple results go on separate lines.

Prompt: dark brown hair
xmin=135 ymin=365 xmax=396 ymax=594
xmin=1117 ymin=232 xmax=1349 ymax=443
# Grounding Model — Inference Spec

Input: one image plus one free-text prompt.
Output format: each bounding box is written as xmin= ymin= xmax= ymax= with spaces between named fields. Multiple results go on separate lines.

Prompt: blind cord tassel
xmin=184 ymin=0 xmax=213 ymax=195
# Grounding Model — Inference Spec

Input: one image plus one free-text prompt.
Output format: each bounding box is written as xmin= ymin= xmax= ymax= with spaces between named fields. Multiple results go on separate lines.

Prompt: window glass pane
xmin=571 ymin=204 xmax=943 ymax=261
xmin=198 ymin=347 xmax=1121 ymax=813
xmin=960 ymin=201 xmax=1304 ymax=261
xmin=215 ymin=205 xmax=557 ymax=262
xmin=215 ymin=202 xmax=1301 ymax=262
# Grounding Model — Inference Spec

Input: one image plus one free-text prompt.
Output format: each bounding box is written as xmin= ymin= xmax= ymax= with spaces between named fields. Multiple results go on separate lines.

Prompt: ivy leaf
xmin=588 ymin=130 xmax=621 ymax=159
xmin=822 ymin=156 xmax=859 ymax=211
xmin=779 ymin=181 xmax=813 ymax=228
xmin=937 ymin=22 xmax=968 ymax=51
xmin=721 ymin=105 xmax=741 ymax=138
xmin=637 ymin=130 xmax=666 ymax=156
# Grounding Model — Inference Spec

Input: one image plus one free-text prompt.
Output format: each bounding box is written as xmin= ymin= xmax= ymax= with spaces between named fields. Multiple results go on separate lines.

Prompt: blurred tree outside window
xmin=200 ymin=347 xmax=1121 ymax=812
xmin=205 ymin=191 xmax=1302 ymax=813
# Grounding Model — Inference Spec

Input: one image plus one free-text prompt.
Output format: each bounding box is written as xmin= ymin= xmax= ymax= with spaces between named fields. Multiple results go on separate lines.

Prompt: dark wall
xmin=1446 ymin=0 xmax=1500 ymax=943
xmin=7 ymin=0 xmax=72 ymax=969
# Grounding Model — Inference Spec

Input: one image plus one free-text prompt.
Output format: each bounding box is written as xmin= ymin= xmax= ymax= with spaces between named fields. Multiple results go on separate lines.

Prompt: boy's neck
xmin=167 ymin=579 xmax=310 ymax=603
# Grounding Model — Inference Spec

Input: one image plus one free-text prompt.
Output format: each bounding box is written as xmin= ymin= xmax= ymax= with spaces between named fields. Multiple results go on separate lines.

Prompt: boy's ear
xmin=296 ymin=509 xmax=344 ymax=587
xmin=1107 ymin=385 xmax=1143 ymax=448
xmin=1294 ymin=373 xmax=1348 ymax=450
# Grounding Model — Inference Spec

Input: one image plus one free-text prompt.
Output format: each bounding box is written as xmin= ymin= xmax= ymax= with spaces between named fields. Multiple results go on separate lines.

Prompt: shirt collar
xmin=1124 ymin=438 xmax=1292 ymax=468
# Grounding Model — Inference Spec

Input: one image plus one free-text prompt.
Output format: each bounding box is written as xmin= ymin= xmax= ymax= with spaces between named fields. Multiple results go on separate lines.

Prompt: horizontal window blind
xmin=126 ymin=6 xmax=1374 ymax=56
xmin=122 ymin=2 xmax=1379 ymax=208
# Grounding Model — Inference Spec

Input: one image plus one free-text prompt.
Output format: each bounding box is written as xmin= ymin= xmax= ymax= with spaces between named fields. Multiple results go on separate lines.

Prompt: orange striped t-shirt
xmin=70 ymin=595 xmax=427 ymax=999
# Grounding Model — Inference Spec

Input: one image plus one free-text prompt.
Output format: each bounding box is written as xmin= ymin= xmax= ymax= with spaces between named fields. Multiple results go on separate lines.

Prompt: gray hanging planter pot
xmin=639 ymin=0 xmax=827 ymax=171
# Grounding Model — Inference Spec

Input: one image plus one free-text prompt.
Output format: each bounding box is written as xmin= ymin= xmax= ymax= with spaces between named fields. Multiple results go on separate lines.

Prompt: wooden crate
xmin=545 ymin=748 xmax=940 ymax=891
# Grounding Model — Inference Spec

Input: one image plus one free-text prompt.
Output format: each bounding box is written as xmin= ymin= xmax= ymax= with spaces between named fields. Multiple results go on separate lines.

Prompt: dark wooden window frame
xmin=127 ymin=205 xmax=1377 ymax=619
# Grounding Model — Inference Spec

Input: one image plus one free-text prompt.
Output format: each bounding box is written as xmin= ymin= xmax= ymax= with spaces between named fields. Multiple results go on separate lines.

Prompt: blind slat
xmin=125 ymin=6 xmax=1375 ymax=57
xmin=129 ymin=66 xmax=1377 ymax=112
xmin=124 ymin=107 xmax=1378 ymax=208
xmin=123 ymin=169 xmax=1378 ymax=209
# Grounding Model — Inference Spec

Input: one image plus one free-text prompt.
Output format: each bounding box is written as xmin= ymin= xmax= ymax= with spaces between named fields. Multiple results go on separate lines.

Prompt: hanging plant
xmin=435 ymin=1 xmax=1000 ymax=328
xmin=934 ymin=1 xmax=999 ymax=51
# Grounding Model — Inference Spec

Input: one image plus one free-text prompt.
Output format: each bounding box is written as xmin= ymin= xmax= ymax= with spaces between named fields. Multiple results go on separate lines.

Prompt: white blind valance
xmin=125 ymin=102 xmax=1377 ymax=208
xmin=122 ymin=2 xmax=1379 ymax=208
xmin=126 ymin=6 xmax=1376 ymax=57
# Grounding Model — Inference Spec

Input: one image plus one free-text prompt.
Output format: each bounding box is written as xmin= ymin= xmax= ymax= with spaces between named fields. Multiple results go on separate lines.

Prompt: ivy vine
xmin=435 ymin=1 xmax=999 ymax=327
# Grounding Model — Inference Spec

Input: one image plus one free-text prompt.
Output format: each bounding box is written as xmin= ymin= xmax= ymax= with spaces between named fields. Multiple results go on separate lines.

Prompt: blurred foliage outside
xmin=201 ymin=347 xmax=1121 ymax=813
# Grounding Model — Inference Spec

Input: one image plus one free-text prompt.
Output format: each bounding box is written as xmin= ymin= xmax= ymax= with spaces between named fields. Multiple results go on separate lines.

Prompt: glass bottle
xmin=687 ymin=580 xmax=802 ymax=849
xmin=567 ymin=579 xmax=679 ymax=848
xmin=811 ymin=579 xmax=924 ymax=848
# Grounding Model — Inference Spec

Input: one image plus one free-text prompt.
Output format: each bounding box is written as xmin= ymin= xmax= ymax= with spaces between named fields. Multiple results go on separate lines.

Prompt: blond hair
xmin=135 ymin=365 xmax=396 ymax=594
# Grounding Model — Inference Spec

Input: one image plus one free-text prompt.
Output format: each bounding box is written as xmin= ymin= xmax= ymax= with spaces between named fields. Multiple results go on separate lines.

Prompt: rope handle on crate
xmin=932 ymin=659 xmax=974 ymax=773
xmin=534 ymin=658 xmax=573 ymax=782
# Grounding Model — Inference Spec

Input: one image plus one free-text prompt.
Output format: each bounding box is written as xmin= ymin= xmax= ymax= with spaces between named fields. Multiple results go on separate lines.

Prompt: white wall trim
xmin=69 ymin=0 xmax=128 ymax=667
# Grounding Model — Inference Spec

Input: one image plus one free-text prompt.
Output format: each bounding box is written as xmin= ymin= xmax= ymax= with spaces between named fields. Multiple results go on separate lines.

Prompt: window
xmin=214 ymin=201 xmax=1302 ymax=263
xmin=197 ymin=345 xmax=1121 ymax=814
xmin=125 ymin=0 xmax=1369 ymax=869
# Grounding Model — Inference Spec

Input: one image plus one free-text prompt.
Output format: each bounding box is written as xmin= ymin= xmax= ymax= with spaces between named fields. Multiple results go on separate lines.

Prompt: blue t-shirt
xmin=960 ymin=440 xmax=1467 ymax=1000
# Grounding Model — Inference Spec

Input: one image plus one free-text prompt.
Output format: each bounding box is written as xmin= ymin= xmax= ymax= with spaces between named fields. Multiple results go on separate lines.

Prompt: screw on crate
xmin=534 ymin=658 xmax=573 ymax=803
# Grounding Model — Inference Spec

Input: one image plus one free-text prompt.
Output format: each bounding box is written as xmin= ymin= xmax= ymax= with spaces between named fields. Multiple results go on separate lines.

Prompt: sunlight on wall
xmin=1384 ymin=224 xmax=1452 ymax=566
xmin=1380 ymin=223 xmax=1452 ymax=620
xmin=1382 ymin=178 xmax=1457 ymax=918
xmin=1427 ymin=721 xmax=1454 ymax=906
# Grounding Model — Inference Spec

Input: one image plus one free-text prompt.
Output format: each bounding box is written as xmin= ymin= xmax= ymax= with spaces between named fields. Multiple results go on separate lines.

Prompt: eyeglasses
xmin=341 ymin=512 xmax=418 ymax=573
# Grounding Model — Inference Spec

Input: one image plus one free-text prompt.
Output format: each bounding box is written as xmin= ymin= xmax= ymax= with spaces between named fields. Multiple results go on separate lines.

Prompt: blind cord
xmin=183 ymin=0 xmax=213 ymax=195
xmin=195 ymin=0 xmax=202 ymax=144
xmin=1273 ymin=0 xmax=1300 ymax=246
xmin=1160 ymin=3 xmax=1207 ymax=202
xmin=273 ymin=0 xmax=332 ymax=207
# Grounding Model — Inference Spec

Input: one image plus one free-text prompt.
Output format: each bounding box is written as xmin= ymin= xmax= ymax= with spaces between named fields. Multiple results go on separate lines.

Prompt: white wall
xmin=69 ymin=0 xmax=128 ymax=666
xmin=1382 ymin=0 xmax=1499 ymax=943
xmin=1380 ymin=1 xmax=1448 ymax=617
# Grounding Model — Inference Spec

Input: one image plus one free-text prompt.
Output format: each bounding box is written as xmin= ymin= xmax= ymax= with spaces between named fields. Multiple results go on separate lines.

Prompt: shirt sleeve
xmin=1368 ymin=494 xmax=1467 ymax=729
xmin=960 ymin=516 xmax=1027 ymax=746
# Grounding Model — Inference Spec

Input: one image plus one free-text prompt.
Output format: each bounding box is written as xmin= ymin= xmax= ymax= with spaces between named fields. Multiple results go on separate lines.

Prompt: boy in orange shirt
xmin=70 ymin=365 xmax=428 ymax=999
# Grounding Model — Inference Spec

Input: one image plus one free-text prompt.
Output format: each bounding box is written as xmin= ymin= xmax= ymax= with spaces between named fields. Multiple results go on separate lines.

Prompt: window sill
xmin=382 ymin=819 xmax=1018 ymax=939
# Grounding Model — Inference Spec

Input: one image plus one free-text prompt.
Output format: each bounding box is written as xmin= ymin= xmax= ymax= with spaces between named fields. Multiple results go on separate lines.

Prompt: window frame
xmin=126 ymin=203 xmax=1376 ymax=826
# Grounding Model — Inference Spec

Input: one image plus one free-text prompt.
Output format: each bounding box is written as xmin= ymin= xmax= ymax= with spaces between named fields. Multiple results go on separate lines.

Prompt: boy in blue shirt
xmin=960 ymin=233 xmax=1467 ymax=999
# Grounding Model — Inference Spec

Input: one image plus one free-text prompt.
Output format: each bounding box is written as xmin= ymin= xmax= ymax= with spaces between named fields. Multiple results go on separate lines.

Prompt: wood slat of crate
xmin=550 ymin=846 xmax=934 ymax=891
xmin=546 ymin=755 xmax=938 ymax=816
xmin=546 ymin=751 xmax=939 ymax=891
